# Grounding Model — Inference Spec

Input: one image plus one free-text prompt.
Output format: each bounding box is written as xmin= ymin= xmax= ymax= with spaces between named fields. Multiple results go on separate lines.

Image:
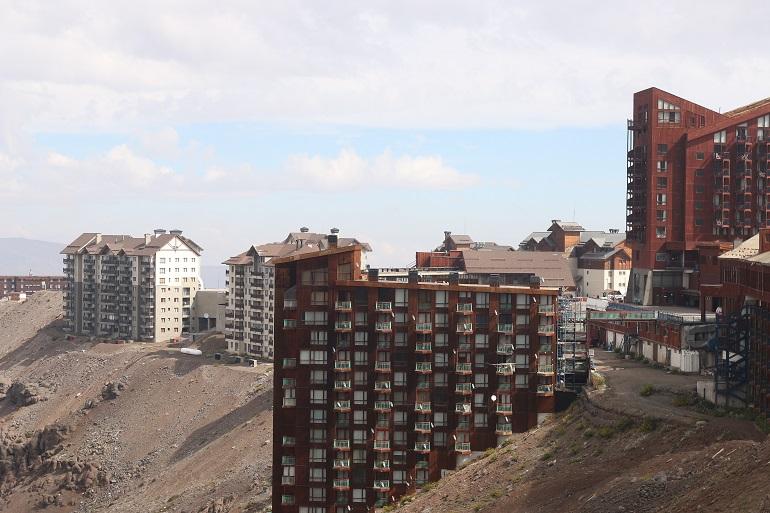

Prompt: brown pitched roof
xmin=460 ymin=250 xmax=575 ymax=288
xmin=61 ymin=232 xmax=202 ymax=257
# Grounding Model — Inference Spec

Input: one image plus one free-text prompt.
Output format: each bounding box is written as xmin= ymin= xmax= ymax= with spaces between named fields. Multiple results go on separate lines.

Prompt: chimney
xmin=368 ymin=268 xmax=379 ymax=282
xmin=300 ymin=227 xmax=309 ymax=233
xmin=144 ymin=233 xmax=151 ymax=244
xmin=551 ymin=219 xmax=561 ymax=225
xmin=408 ymin=270 xmax=419 ymax=284
xmin=95 ymin=233 xmax=102 ymax=244
xmin=328 ymin=234 xmax=338 ymax=249
xmin=529 ymin=275 xmax=542 ymax=289
xmin=444 ymin=230 xmax=451 ymax=239
xmin=330 ymin=227 xmax=340 ymax=235
xmin=154 ymin=229 xmax=166 ymax=237
xmin=449 ymin=271 xmax=460 ymax=286
xmin=169 ymin=229 xmax=183 ymax=236
xmin=761 ymin=228 xmax=770 ymax=254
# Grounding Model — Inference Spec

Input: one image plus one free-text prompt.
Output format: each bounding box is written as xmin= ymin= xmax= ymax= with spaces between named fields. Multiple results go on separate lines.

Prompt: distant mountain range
xmin=0 ymin=238 xmax=66 ymax=276
xmin=0 ymin=238 xmax=227 ymax=290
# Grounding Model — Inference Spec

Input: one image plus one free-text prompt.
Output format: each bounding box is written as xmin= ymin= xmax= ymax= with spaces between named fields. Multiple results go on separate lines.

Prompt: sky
xmin=2 ymin=1 xmax=770 ymax=267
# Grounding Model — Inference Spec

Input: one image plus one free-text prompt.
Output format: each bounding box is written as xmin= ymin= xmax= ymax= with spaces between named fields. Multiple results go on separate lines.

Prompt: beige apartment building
xmin=223 ymin=228 xmax=370 ymax=360
xmin=61 ymin=229 xmax=203 ymax=342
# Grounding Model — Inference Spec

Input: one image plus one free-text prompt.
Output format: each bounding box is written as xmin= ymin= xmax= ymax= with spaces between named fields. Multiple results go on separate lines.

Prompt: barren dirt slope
xmin=0 ymin=292 xmax=274 ymax=513
xmin=390 ymin=352 xmax=770 ymax=513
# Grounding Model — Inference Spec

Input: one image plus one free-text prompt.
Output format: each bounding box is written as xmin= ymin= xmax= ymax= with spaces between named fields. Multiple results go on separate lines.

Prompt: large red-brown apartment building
xmin=626 ymin=88 xmax=770 ymax=306
xmin=271 ymin=240 xmax=558 ymax=512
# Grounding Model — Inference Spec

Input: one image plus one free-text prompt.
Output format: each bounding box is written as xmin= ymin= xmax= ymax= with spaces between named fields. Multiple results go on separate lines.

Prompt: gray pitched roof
xmin=460 ymin=249 xmax=575 ymax=288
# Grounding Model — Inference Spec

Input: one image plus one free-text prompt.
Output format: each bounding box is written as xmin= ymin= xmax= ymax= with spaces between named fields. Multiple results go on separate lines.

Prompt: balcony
xmin=374 ymin=381 xmax=392 ymax=392
xmin=374 ymin=401 xmax=393 ymax=412
xmin=414 ymin=442 xmax=431 ymax=453
xmin=497 ymin=323 xmax=513 ymax=334
xmin=282 ymin=398 xmax=296 ymax=407
xmin=538 ymin=304 xmax=555 ymax=315
xmin=333 ymin=459 xmax=351 ymax=470
xmin=415 ymin=342 xmax=432 ymax=353
xmin=415 ymin=461 xmax=429 ymax=469
xmin=334 ymin=380 xmax=352 ymax=391
xmin=456 ymin=303 xmax=473 ymax=314
xmin=283 ymin=319 xmax=297 ymax=329
xmin=537 ymin=324 xmax=555 ymax=335
xmin=333 ymin=479 xmax=351 ymax=490
xmin=374 ymin=460 xmax=391 ymax=471
xmin=414 ymin=402 xmax=432 ymax=413
xmin=373 ymin=480 xmax=391 ymax=491
xmin=335 ymin=300 xmax=352 ymax=311
xmin=496 ymin=364 xmax=514 ymax=376
xmin=455 ymin=363 xmax=472 ymax=374
xmin=538 ymin=365 xmax=554 ymax=374
xmin=456 ymin=323 xmax=473 ymax=334
xmin=335 ymin=360 xmax=352 ymax=371
xmin=374 ymin=440 xmax=391 ymax=451
xmin=283 ymin=299 xmax=297 ymax=310
xmin=376 ymin=301 xmax=392 ymax=312
xmin=455 ymin=383 xmax=473 ymax=395
xmin=375 ymin=321 xmax=392 ymax=333
xmin=416 ymin=381 xmax=431 ymax=389
xmin=538 ymin=343 xmax=553 ymax=354
xmin=334 ymin=400 xmax=351 ymax=412
xmin=455 ymin=403 xmax=472 ymax=415
xmin=414 ymin=422 xmax=432 ymax=433
xmin=496 ymin=403 xmax=513 ymax=414
xmin=333 ymin=439 xmax=351 ymax=450
xmin=496 ymin=344 xmax=514 ymax=355
xmin=415 ymin=322 xmax=432 ymax=333
xmin=454 ymin=442 xmax=471 ymax=454
xmin=335 ymin=321 xmax=352 ymax=332
xmin=415 ymin=362 xmax=432 ymax=373
xmin=537 ymin=385 xmax=554 ymax=396
xmin=495 ymin=423 xmax=513 ymax=435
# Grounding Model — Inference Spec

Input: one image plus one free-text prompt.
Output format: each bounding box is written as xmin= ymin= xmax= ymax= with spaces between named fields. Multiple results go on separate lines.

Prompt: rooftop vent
xmin=154 ymin=229 xmax=167 ymax=237
xmin=300 ymin=227 xmax=309 ymax=233
xmin=169 ymin=229 xmax=183 ymax=236
xmin=330 ymin=227 xmax=340 ymax=235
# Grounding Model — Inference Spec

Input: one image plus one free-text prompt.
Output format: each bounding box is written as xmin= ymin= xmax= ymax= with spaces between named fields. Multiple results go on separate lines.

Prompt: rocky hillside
xmin=388 ymin=353 xmax=770 ymax=513
xmin=0 ymin=292 xmax=273 ymax=513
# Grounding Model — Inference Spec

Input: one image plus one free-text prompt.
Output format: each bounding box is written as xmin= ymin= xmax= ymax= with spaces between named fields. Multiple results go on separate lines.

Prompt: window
xmin=301 ymin=268 xmax=328 ymax=286
xmin=309 ymin=448 xmax=326 ymax=463
xmin=657 ymin=99 xmax=680 ymax=124
xmin=515 ymin=374 xmax=528 ymax=388
xmin=656 ymin=193 xmax=667 ymax=205
xmin=310 ymin=409 xmax=326 ymax=423
xmin=474 ymin=412 xmax=488 ymax=427
xmin=657 ymin=177 xmax=667 ymax=189
xmin=310 ymin=331 xmax=328 ymax=345
xmin=310 ymin=290 xmax=327 ymax=306
xmin=354 ymin=410 xmax=367 ymax=424
xmin=354 ymin=351 xmax=368 ymax=366
xmin=714 ymin=130 xmax=726 ymax=144
xmin=475 ymin=292 xmax=489 ymax=308
xmin=355 ymin=311 xmax=367 ymax=326
xmin=435 ymin=333 xmax=448 ymax=347
xmin=354 ymin=390 xmax=367 ymax=405
xmin=353 ymin=489 xmax=366 ymax=503
xmin=657 ymin=143 xmax=668 ymax=154
xmin=353 ymin=429 xmax=367 ymax=444
xmin=300 ymin=350 xmax=328 ymax=365
xmin=657 ymin=160 xmax=668 ymax=172
xmin=354 ymin=331 xmax=368 ymax=346
xmin=304 ymin=311 xmax=327 ymax=326
xmin=353 ymin=449 xmax=367 ymax=464
xmin=395 ymin=289 xmax=408 ymax=307
xmin=696 ymin=151 xmax=705 ymax=160
xmin=696 ymin=168 xmax=705 ymax=177
xmin=656 ymin=226 xmax=667 ymax=239
xmin=433 ymin=431 xmax=446 ymax=447
xmin=434 ymin=352 xmax=448 ymax=368
xmin=309 ymin=467 xmax=326 ymax=482
xmin=394 ymin=371 xmax=407 ymax=386
xmin=474 ymin=373 xmax=488 ymax=388
xmin=434 ymin=411 xmax=447 ymax=427
xmin=309 ymin=389 xmax=327 ymax=404
xmin=695 ymin=184 xmax=705 ymax=194
xmin=474 ymin=392 xmax=485 ymax=407
xmin=656 ymin=210 xmax=667 ymax=221
xmin=310 ymin=370 xmax=327 ymax=385
xmin=310 ymin=429 xmax=326 ymax=443
xmin=435 ymin=290 xmax=448 ymax=307
xmin=435 ymin=312 xmax=448 ymax=328
xmin=515 ymin=334 xmax=529 ymax=349
xmin=309 ymin=488 xmax=326 ymax=502
xmin=474 ymin=334 xmax=488 ymax=348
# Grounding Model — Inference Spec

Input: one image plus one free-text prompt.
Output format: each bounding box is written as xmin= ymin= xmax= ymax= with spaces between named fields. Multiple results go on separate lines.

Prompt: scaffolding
xmin=557 ymin=297 xmax=588 ymax=392
xmin=713 ymin=307 xmax=751 ymax=407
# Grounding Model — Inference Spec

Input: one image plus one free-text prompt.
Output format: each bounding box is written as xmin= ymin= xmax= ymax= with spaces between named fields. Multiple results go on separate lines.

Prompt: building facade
xmin=271 ymin=243 xmax=557 ymax=512
xmin=626 ymin=88 xmax=770 ymax=306
xmin=0 ymin=275 xmax=66 ymax=299
xmin=61 ymin=230 xmax=202 ymax=342
xmin=223 ymin=228 xmax=370 ymax=360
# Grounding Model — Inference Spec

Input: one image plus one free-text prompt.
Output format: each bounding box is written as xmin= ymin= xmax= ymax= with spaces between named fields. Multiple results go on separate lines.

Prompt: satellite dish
xmin=490 ymin=394 xmax=497 ymax=402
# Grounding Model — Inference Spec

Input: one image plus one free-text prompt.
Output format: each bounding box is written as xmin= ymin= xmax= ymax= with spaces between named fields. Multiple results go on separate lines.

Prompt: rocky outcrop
xmin=199 ymin=495 xmax=235 ymax=513
xmin=7 ymin=382 xmax=43 ymax=406
xmin=101 ymin=381 xmax=125 ymax=400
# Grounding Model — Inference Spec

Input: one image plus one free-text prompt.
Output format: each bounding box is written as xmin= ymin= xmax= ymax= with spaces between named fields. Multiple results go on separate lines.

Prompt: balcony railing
xmin=283 ymin=319 xmax=297 ymax=329
xmin=333 ymin=459 xmax=351 ymax=469
xmin=456 ymin=323 xmax=473 ymax=333
xmin=374 ymin=440 xmax=391 ymax=450
xmin=333 ymin=439 xmax=351 ymax=449
xmin=538 ymin=365 xmax=554 ymax=374
xmin=375 ymin=361 xmax=392 ymax=372
xmin=455 ymin=363 xmax=472 ymax=374
xmin=455 ymin=383 xmax=473 ymax=394
xmin=415 ymin=362 xmax=432 ymax=373
xmin=334 ymin=400 xmax=351 ymax=411
xmin=496 ymin=364 xmax=514 ymax=376
xmin=283 ymin=299 xmax=297 ymax=310
xmin=497 ymin=323 xmax=513 ymax=334
xmin=335 ymin=301 xmax=352 ymax=311
xmin=538 ymin=304 xmax=555 ymax=314
xmin=415 ymin=342 xmax=432 ymax=353
xmin=414 ymin=402 xmax=432 ymax=412
xmin=374 ymin=381 xmax=392 ymax=392
xmin=414 ymin=442 xmax=431 ymax=452
xmin=496 ymin=344 xmax=514 ymax=355
xmin=375 ymin=301 xmax=392 ymax=312
xmin=335 ymin=321 xmax=352 ymax=331
xmin=374 ymin=460 xmax=391 ymax=470
xmin=414 ymin=422 xmax=432 ymax=432
xmin=496 ymin=403 xmax=513 ymax=414
xmin=455 ymin=403 xmax=472 ymax=414
xmin=375 ymin=322 xmax=392 ymax=332
xmin=282 ymin=398 xmax=296 ymax=407
xmin=456 ymin=303 xmax=473 ymax=314
xmin=333 ymin=479 xmax=350 ymax=489
xmin=496 ymin=423 xmax=513 ymax=435
xmin=335 ymin=360 xmax=352 ymax=371
xmin=454 ymin=442 xmax=471 ymax=453
xmin=537 ymin=324 xmax=555 ymax=334
xmin=374 ymin=401 xmax=393 ymax=411
xmin=415 ymin=322 xmax=432 ymax=333
xmin=373 ymin=480 xmax=391 ymax=490
xmin=537 ymin=385 xmax=554 ymax=395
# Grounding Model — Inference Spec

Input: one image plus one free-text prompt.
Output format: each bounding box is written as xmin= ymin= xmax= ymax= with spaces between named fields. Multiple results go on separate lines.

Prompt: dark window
xmin=696 ymin=152 xmax=705 ymax=160
xmin=657 ymin=144 xmax=668 ymax=154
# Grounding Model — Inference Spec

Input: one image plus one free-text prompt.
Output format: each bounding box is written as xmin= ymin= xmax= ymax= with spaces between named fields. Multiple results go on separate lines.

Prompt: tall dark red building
xmin=271 ymin=242 xmax=557 ymax=512
xmin=626 ymin=88 xmax=770 ymax=306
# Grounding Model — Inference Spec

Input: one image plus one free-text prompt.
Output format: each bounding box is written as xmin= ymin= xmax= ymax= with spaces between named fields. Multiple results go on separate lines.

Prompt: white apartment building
xmin=223 ymin=228 xmax=369 ymax=360
xmin=61 ymin=229 xmax=203 ymax=342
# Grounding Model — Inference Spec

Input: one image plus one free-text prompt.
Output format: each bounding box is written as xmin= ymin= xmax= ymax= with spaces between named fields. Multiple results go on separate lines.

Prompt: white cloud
xmin=2 ymin=1 xmax=769 ymax=133
xmin=137 ymin=127 xmax=180 ymax=159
